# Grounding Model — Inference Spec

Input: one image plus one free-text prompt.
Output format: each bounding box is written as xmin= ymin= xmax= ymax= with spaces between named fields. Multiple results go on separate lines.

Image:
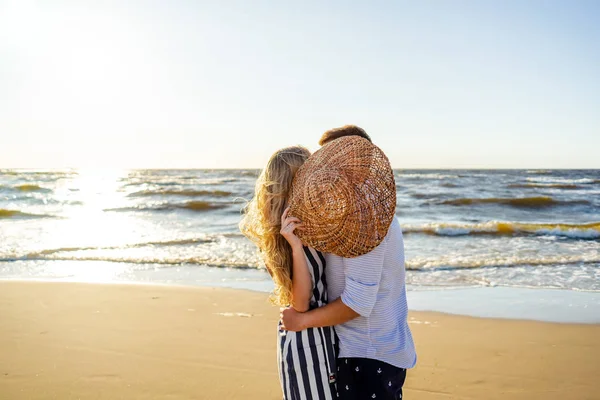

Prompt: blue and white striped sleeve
xmin=340 ymin=236 xmax=387 ymax=317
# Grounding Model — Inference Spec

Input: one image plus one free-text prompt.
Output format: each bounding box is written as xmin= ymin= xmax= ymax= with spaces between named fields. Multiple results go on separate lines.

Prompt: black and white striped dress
xmin=278 ymin=247 xmax=337 ymax=400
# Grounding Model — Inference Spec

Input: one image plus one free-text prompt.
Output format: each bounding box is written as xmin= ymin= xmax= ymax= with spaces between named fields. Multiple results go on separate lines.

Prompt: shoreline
xmin=1 ymin=269 xmax=599 ymax=324
xmin=1 ymin=280 xmax=599 ymax=400
xmin=1 ymin=278 xmax=596 ymax=325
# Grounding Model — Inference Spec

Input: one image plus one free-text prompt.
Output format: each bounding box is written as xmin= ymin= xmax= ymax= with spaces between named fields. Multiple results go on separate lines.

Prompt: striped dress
xmin=278 ymin=247 xmax=337 ymax=400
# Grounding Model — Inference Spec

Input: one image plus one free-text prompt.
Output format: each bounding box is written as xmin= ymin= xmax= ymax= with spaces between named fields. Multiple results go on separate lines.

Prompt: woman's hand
xmin=281 ymin=207 xmax=311 ymax=312
xmin=280 ymin=206 xmax=303 ymax=249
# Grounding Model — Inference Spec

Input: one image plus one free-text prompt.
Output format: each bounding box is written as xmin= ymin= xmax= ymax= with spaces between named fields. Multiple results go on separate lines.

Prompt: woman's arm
xmin=289 ymin=244 xmax=312 ymax=312
xmin=280 ymin=207 xmax=312 ymax=312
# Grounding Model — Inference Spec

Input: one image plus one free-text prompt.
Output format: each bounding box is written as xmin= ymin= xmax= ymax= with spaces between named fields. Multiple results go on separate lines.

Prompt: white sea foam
xmin=402 ymin=221 xmax=600 ymax=239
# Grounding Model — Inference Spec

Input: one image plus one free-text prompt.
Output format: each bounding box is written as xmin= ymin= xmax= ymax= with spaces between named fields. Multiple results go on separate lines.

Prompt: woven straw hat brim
xmin=288 ymin=136 xmax=396 ymax=257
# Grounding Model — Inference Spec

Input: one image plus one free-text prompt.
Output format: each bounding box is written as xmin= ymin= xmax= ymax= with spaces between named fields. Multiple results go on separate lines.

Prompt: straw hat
xmin=288 ymin=136 xmax=396 ymax=257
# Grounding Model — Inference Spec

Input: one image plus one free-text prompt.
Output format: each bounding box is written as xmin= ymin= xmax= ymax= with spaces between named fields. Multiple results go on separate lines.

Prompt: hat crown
xmin=289 ymin=136 xmax=396 ymax=257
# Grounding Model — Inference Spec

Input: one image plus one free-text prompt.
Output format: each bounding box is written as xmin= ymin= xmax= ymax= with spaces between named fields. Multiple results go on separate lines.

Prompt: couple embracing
xmin=240 ymin=126 xmax=417 ymax=400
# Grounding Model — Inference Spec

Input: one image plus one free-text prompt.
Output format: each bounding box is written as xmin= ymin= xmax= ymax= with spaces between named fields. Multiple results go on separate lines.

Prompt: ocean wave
xmin=8 ymin=249 xmax=599 ymax=273
xmin=14 ymin=184 xmax=52 ymax=192
xmin=128 ymin=189 xmax=233 ymax=198
xmin=0 ymin=184 xmax=53 ymax=195
xmin=105 ymin=200 xmax=227 ymax=213
xmin=440 ymin=182 xmax=459 ymax=188
xmin=11 ymin=254 xmax=255 ymax=269
xmin=121 ymin=177 xmax=238 ymax=187
xmin=0 ymin=170 xmax=77 ymax=176
xmin=440 ymin=196 xmax=590 ymax=208
xmin=410 ymin=193 xmax=436 ymax=199
xmin=0 ymin=209 xmax=57 ymax=219
xmin=402 ymin=221 xmax=600 ymax=239
xmin=221 ymin=232 xmax=246 ymax=238
xmin=196 ymin=178 xmax=238 ymax=184
xmin=240 ymin=170 xmax=260 ymax=177
xmin=526 ymin=177 xmax=599 ymax=185
xmin=121 ymin=180 xmax=181 ymax=187
xmin=406 ymin=254 xmax=600 ymax=270
xmin=508 ymin=183 xmax=582 ymax=190
xmin=180 ymin=201 xmax=227 ymax=211
xmin=25 ymin=237 xmax=215 ymax=258
xmin=143 ymin=238 xmax=215 ymax=246
xmin=398 ymin=173 xmax=460 ymax=180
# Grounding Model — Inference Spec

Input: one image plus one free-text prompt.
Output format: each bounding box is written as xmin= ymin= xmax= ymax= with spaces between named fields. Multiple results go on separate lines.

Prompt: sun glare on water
xmin=33 ymin=169 xmax=154 ymax=281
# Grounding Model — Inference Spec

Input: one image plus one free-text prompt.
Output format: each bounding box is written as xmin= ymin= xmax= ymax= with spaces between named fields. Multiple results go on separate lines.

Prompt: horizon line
xmin=1 ymin=167 xmax=599 ymax=171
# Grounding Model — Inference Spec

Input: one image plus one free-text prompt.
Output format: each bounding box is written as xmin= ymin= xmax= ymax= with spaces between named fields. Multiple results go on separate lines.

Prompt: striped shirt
xmin=325 ymin=217 xmax=417 ymax=369
xmin=278 ymin=247 xmax=337 ymax=400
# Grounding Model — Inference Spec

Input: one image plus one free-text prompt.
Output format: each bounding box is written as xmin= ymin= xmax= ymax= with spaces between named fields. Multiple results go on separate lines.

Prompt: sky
xmin=1 ymin=0 xmax=599 ymax=169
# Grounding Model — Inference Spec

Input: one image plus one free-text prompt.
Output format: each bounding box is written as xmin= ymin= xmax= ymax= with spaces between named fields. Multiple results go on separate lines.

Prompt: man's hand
xmin=281 ymin=298 xmax=360 ymax=331
xmin=280 ymin=306 xmax=308 ymax=332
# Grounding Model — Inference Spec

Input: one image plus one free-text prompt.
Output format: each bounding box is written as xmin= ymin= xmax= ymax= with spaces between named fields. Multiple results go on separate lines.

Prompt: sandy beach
xmin=1 ymin=281 xmax=598 ymax=400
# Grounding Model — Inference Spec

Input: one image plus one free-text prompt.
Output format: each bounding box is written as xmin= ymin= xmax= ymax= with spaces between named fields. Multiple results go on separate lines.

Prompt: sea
xmin=1 ymin=169 xmax=599 ymax=323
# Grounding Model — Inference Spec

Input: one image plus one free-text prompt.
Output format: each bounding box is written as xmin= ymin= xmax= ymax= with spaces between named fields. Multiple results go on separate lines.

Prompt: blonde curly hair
xmin=239 ymin=146 xmax=311 ymax=306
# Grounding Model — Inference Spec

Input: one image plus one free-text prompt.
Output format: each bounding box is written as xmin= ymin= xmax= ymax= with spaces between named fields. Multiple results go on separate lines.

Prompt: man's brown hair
xmin=318 ymin=125 xmax=372 ymax=146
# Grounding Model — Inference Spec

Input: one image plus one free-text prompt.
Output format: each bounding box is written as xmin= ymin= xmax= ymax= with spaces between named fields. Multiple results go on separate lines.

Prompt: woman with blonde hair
xmin=240 ymin=146 xmax=337 ymax=400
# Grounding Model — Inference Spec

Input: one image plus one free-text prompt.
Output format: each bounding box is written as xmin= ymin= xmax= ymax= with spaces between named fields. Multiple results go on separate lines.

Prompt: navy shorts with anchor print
xmin=336 ymin=357 xmax=407 ymax=400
